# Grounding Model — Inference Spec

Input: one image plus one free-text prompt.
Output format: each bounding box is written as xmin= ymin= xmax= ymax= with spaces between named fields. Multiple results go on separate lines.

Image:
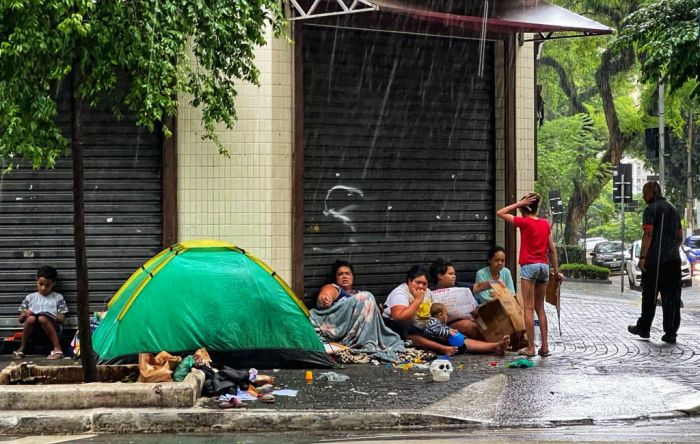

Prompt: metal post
xmin=621 ymin=173 xmax=625 ymax=293
xmin=659 ymin=83 xmax=665 ymax=190
xmin=687 ymin=110 xmax=694 ymax=237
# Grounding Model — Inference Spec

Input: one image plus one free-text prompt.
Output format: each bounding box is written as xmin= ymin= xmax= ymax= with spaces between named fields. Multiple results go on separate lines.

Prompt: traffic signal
xmin=612 ymin=163 xmax=633 ymax=204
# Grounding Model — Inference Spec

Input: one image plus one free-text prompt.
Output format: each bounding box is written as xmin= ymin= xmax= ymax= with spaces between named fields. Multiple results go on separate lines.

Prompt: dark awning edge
xmin=368 ymin=0 xmax=615 ymax=37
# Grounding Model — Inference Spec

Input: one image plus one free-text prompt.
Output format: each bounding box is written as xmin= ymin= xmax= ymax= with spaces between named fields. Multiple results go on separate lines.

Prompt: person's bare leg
xmin=18 ymin=315 xmax=37 ymax=353
xmin=464 ymin=335 xmax=510 ymax=355
xmin=449 ymin=319 xmax=483 ymax=339
xmin=37 ymin=315 xmax=62 ymax=352
xmin=408 ymin=334 xmax=458 ymax=356
xmin=521 ymin=279 xmax=537 ymax=354
xmin=534 ymin=281 xmax=549 ymax=354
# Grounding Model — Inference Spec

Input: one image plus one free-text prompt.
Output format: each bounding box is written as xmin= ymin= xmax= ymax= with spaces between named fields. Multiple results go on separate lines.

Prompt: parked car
xmin=590 ymin=241 xmax=629 ymax=271
xmin=625 ymin=240 xmax=692 ymax=290
xmin=684 ymin=235 xmax=700 ymax=275
xmin=579 ymin=237 xmax=609 ymax=264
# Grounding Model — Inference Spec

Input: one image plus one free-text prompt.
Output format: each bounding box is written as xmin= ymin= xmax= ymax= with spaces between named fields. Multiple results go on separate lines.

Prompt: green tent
xmin=93 ymin=240 xmax=330 ymax=368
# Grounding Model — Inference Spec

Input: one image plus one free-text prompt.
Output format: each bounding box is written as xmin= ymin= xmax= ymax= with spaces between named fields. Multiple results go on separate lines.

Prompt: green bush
xmin=556 ymin=244 xmax=586 ymax=265
xmin=560 ymin=263 xmax=609 ymax=280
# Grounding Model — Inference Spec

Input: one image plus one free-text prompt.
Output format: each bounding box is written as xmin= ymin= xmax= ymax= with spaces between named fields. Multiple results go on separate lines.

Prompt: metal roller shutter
xmin=0 ymin=92 xmax=163 ymax=329
xmin=302 ymin=25 xmax=495 ymax=304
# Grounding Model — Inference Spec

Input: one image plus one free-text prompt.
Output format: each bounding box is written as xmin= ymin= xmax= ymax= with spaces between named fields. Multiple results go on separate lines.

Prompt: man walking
xmin=628 ymin=181 xmax=683 ymax=343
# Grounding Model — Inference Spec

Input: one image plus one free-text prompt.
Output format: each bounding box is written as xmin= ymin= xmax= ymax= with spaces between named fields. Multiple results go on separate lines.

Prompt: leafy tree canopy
xmin=0 ymin=0 xmax=284 ymax=170
xmin=617 ymin=0 xmax=700 ymax=97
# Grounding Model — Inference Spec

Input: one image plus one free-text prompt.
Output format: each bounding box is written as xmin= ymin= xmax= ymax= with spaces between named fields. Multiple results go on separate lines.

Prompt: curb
xmin=0 ymin=409 xmax=476 ymax=434
xmin=0 ymin=407 xmax=694 ymax=435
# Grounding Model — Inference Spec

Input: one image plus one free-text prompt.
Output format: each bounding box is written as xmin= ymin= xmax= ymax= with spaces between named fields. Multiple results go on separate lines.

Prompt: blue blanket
xmin=309 ymin=291 xmax=405 ymax=363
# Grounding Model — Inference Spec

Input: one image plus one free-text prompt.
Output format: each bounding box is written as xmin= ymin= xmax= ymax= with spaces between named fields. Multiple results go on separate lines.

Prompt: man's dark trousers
xmin=638 ymin=259 xmax=681 ymax=338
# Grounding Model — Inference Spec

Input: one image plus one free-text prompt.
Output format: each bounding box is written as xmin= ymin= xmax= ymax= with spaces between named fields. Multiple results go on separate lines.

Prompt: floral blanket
xmin=309 ymin=291 xmax=405 ymax=363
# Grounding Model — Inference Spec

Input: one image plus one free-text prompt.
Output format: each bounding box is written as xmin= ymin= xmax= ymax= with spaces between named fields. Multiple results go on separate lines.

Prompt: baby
xmin=424 ymin=303 xmax=459 ymax=343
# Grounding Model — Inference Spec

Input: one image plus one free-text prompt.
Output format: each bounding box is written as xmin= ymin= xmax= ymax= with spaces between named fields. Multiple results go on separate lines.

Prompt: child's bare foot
xmin=438 ymin=345 xmax=458 ymax=356
xmin=495 ymin=336 xmax=510 ymax=356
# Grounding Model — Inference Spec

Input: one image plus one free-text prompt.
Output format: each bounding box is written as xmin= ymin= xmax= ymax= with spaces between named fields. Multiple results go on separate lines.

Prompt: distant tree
xmin=537 ymin=1 xmax=646 ymax=244
xmin=617 ymin=0 xmax=700 ymax=98
xmin=0 ymin=0 xmax=284 ymax=381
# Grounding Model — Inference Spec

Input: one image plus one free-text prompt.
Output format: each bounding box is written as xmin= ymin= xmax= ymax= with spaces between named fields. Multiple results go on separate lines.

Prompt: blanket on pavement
xmin=309 ymin=292 xmax=405 ymax=363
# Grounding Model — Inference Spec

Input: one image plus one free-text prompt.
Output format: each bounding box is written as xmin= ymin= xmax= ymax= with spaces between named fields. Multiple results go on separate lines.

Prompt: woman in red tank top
xmin=497 ymin=193 xmax=561 ymax=357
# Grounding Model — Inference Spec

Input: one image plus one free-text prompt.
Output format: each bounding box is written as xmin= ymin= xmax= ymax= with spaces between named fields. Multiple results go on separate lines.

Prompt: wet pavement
xmin=2 ymin=278 xmax=700 ymax=430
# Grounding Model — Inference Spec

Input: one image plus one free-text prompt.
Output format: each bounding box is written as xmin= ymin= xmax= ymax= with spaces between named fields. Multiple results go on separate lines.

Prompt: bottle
xmin=305 ymin=370 xmax=313 ymax=384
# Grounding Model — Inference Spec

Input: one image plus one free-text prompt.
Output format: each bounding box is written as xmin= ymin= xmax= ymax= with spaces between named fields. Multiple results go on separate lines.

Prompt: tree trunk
xmin=561 ymin=46 xmax=637 ymax=244
xmin=71 ymin=64 xmax=97 ymax=383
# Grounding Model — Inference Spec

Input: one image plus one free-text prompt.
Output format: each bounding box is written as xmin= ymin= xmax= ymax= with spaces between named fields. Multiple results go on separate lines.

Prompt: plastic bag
xmin=317 ymin=371 xmax=350 ymax=382
xmin=137 ymin=351 xmax=182 ymax=383
xmin=193 ymin=347 xmax=212 ymax=367
xmin=173 ymin=355 xmax=195 ymax=382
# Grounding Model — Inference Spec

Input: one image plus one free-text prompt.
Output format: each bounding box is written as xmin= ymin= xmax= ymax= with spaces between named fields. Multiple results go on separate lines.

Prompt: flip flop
xmin=517 ymin=348 xmax=536 ymax=357
xmin=538 ymin=349 xmax=551 ymax=357
xmin=47 ymin=351 xmax=64 ymax=360
xmin=12 ymin=351 xmax=25 ymax=360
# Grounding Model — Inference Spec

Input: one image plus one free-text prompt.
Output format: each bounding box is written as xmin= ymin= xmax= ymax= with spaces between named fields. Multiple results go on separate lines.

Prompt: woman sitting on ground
xmin=309 ymin=260 xmax=405 ymax=363
xmin=429 ymin=258 xmax=483 ymax=340
xmin=382 ymin=265 xmax=509 ymax=356
xmin=473 ymin=246 xmax=516 ymax=304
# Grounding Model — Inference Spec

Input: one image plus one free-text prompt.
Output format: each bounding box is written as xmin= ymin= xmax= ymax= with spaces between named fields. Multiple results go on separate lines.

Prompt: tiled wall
xmin=514 ymin=38 xmax=537 ymax=282
xmin=177 ymin=27 xmax=294 ymax=281
xmin=516 ymin=39 xmax=536 ymax=199
xmin=494 ymin=41 xmax=505 ymax=248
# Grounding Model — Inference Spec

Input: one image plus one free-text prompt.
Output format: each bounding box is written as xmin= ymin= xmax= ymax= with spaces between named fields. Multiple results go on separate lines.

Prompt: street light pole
xmin=659 ymin=82 xmax=665 ymax=190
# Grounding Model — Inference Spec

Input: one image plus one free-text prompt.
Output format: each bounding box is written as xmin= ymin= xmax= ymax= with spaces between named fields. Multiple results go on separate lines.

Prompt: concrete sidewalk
xmin=2 ymin=280 xmax=700 ymax=434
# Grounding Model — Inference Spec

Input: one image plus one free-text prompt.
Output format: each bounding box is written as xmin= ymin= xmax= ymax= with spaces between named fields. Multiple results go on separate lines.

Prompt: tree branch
xmin=539 ymin=56 xmax=588 ymax=115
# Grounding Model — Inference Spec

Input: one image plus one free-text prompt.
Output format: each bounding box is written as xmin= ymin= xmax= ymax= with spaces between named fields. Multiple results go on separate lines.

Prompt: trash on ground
xmin=271 ymin=389 xmax=298 ymax=397
xmin=317 ymin=371 xmax=350 ymax=382
xmin=260 ymin=393 xmax=275 ymax=403
xmin=504 ymin=358 xmax=535 ymax=368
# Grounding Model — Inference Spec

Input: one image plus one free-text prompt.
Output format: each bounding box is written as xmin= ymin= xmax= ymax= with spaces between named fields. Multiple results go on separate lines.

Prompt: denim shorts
xmin=520 ymin=263 xmax=550 ymax=283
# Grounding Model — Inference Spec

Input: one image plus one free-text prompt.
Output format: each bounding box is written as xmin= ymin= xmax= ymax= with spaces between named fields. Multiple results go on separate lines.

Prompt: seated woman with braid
xmin=309 ymin=260 xmax=405 ymax=363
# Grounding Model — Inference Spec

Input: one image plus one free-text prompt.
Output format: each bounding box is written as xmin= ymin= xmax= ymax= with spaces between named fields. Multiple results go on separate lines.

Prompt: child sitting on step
xmin=14 ymin=266 xmax=68 ymax=360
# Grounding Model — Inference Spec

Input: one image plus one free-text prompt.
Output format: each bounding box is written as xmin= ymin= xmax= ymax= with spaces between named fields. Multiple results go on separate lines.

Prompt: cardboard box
xmin=546 ymin=277 xmax=561 ymax=307
xmin=475 ymin=290 xmax=525 ymax=342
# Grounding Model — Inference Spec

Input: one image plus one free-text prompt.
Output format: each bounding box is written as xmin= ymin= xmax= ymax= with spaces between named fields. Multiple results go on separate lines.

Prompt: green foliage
xmin=617 ymin=0 xmax=700 ymax=98
xmin=556 ymin=244 xmax=586 ymax=265
xmin=560 ymin=263 xmax=610 ymax=280
xmin=587 ymin=210 xmax=643 ymax=243
xmin=535 ymin=114 xmax=607 ymax=213
xmin=0 ymin=0 xmax=286 ymax=169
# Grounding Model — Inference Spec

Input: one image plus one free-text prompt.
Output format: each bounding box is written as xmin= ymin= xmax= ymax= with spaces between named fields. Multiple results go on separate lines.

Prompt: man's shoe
xmin=661 ymin=333 xmax=677 ymax=344
xmin=628 ymin=325 xmax=650 ymax=340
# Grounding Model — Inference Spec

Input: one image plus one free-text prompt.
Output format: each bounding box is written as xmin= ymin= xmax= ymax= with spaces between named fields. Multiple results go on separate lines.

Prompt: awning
xmin=286 ymin=0 xmax=614 ymax=39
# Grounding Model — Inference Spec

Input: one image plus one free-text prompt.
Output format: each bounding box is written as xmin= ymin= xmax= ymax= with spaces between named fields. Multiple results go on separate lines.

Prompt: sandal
xmin=517 ymin=348 xmax=536 ymax=357
xmin=47 ymin=351 xmax=64 ymax=360
xmin=12 ymin=350 xmax=25 ymax=360
xmin=538 ymin=349 xmax=551 ymax=357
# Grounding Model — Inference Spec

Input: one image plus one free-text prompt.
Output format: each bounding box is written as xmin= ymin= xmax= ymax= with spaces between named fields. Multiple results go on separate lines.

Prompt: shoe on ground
xmin=627 ymin=325 xmax=650 ymax=340
xmin=661 ymin=333 xmax=677 ymax=344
